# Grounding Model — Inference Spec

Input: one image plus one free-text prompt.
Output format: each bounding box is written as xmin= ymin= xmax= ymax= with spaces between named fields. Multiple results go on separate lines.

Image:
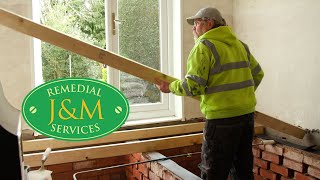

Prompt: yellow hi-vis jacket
xmin=169 ymin=26 xmax=264 ymax=119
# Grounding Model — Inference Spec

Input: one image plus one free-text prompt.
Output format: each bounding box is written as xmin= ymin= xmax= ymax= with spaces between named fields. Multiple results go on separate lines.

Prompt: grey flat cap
xmin=186 ymin=7 xmax=225 ymax=26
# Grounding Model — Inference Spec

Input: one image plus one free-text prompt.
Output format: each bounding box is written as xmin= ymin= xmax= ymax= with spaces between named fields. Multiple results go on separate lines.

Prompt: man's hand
xmin=192 ymin=26 xmax=200 ymax=42
xmin=155 ymin=78 xmax=171 ymax=93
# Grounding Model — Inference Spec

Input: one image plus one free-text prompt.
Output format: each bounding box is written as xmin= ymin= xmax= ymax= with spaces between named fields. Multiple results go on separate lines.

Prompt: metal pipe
xmin=73 ymin=152 xmax=201 ymax=180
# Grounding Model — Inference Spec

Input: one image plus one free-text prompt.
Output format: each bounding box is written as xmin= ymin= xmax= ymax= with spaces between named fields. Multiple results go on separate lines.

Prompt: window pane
xmin=40 ymin=0 xmax=106 ymax=82
xmin=118 ymin=0 xmax=161 ymax=105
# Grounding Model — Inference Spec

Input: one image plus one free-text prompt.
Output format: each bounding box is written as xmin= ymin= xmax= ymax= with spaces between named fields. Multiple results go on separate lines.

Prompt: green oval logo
xmin=22 ymin=78 xmax=130 ymax=141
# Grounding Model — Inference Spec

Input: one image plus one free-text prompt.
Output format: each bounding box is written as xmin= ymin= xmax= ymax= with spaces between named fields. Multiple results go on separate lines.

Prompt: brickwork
xmin=29 ymin=139 xmax=320 ymax=180
xmin=31 ymin=146 xmax=201 ymax=180
xmin=28 ymin=155 xmax=128 ymax=180
xmin=125 ymin=152 xmax=201 ymax=180
xmin=159 ymin=145 xmax=202 ymax=177
xmin=253 ymin=138 xmax=320 ymax=180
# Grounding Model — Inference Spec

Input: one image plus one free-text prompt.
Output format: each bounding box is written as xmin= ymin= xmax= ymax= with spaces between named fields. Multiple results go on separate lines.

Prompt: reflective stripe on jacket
xmin=169 ymin=26 xmax=264 ymax=119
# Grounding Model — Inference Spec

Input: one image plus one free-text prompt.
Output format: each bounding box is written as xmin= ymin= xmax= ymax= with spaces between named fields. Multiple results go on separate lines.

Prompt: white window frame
xmin=32 ymin=0 xmax=183 ymax=123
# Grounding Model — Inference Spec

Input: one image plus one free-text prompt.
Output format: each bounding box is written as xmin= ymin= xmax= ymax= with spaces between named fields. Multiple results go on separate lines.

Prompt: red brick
xmin=132 ymin=153 xmax=142 ymax=161
xmin=127 ymin=175 xmax=138 ymax=180
xmin=304 ymin=154 xmax=320 ymax=168
xmin=110 ymin=174 xmax=122 ymax=180
xmin=265 ymin=144 xmax=283 ymax=155
xmin=280 ymin=177 xmax=294 ymax=180
xmin=254 ymin=173 xmax=265 ymax=180
xmin=257 ymin=144 xmax=266 ymax=150
xmin=260 ymin=168 xmax=278 ymax=180
xmin=125 ymin=170 xmax=133 ymax=179
xmin=102 ymin=168 xmax=124 ymax=176
xmin=73 ymin=160 xmax=97 ymax=170
xmin=129 ymin=155 xmax=138 ymax=163
xmin=138 ymin=163 xmax=149 ymax=177
xmin=262 ymin=151 xmax=281 ymax=164
xmin=253 ymin=165 xmax=260 ymax=174
xmin=96 ymin=156 xmax=127 ymax=168
xmin=162 ymin=169 xmax=177 ymax=180
xmin=253 ymin=138 xmax=266 ymax=151
xmin=150 ymin=162 xmax=164 ymax=178
xmin=254 ymin=157 xmax=269 ymax=169
xmin=88 ymin=176 xmax=99 ymax=180
xmin=132 ymin=167 xmax=143 ymax=180
xmin=99 ymin=174 xmax=111 ymax=180
xmin=76 ymin=169 xmax=102 ymax=178
xmin=253 ymin=148 xmax=261 ymax=158
xmin=295 ymin=172 xmax=317 ymax=180
xmin=283 ymin=147 xmax=304 ymax=163
xmin=148 ymin=171 xmax=161 ymax=180
xmin=145 ymin=162 xmax=151 ymax=169
xmin=47 ymin=162 xmax=73 ymax=173
xmin=270 ymin=163 xmax=293 ymax=177
xmin=126 ymin=165 xmax=133 ymax=173
xmin=53 ymin=171 xmax=76 ymax=180
xmin=121 ymin=174 xmax=127 ymax=180
xmin=307 ymin=166 xmax=320 ymax=179
xmin=283 ymin=158 xmax=305 ymax=173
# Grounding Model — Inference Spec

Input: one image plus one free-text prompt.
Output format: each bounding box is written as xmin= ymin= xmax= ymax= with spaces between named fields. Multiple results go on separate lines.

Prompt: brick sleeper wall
xmin=30 ymin=138 xmax=320 ymax=180
xmin=38 ymin=152 xmax=200 ymax=180
xmin=36 ymin=155 xmax=128 ymax=180
xmin=125 ymin=152 xmax=201 ymax=180
xmin=253 ymin=137 xmax=320 ymax=180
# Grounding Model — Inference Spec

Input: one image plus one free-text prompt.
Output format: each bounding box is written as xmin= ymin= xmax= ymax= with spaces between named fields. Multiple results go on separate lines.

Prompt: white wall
xmin=0 ymin=1 xmax=33 ymax=110
xmin=233 ymin=0 xmax=320 ymax=130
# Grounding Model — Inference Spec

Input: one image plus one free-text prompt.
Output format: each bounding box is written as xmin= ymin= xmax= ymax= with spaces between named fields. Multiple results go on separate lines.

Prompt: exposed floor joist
xmin=0 ymin=8 xmax=305 ymax=139
xmin=24 ymin=123 xmax=265 ymax=168
xmin=24 ymin=133 xmax=202 ymax=167
xmin=23 ymin=122 xmax=205 ymax=153
xmin=23 ymin=122 xmax=265 ymax=154
xmin=255 ymin=112 xmax=305 ymax=139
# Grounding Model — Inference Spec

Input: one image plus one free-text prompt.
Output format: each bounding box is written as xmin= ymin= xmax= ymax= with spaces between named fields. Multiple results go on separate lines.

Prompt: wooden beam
xmin=255 ymin=111 xmax=306 ymax=139
xmin=0 ymin=8 xmax=201 ymax=100
xmin=0 ymin=8 xmax=305 ymax=138
xmin=23 ymin=124 xmax=265 ymax=167
xmin=24 ymin=133 xmax=203 ymax=167
xmin=23 ymin=123 xmax=264 ymax=167
xmin=254 ymin=123 xmax=265 ymax=135
xmin=23 ymin=122 xmax=205 ymax=153
xmin=23 ymin=122 xmax=265 ymax=153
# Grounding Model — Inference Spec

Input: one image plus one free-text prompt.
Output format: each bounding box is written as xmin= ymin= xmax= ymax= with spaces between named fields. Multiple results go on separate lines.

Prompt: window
xmin=33 ymin=0 xmax=182 ymax=122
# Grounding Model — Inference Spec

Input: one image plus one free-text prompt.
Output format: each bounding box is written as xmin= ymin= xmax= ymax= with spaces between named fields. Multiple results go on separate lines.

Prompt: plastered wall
xmin=0 ymin=1 xmax=34 ymax=110
xmin=233 ymin=0 xmax=320 ymax=130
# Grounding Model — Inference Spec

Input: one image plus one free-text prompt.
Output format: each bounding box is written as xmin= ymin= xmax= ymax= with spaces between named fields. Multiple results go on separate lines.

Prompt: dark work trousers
xmin=198 ymin=113 xmax=254 ymax=180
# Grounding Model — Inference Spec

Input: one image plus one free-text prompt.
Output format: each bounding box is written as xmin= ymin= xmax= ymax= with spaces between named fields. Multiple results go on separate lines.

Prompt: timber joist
xmin=23 ymin=122 xmax=265 ymax=167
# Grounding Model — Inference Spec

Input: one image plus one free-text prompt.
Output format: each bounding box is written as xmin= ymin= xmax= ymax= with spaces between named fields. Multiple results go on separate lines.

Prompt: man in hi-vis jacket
xmin=156 ymin=7 xmax=264 ymax=180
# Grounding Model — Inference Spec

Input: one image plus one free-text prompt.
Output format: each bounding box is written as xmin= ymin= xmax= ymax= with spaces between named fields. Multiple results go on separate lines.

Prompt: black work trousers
xmin=199 ymin=113 xmax=254 ymax=180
